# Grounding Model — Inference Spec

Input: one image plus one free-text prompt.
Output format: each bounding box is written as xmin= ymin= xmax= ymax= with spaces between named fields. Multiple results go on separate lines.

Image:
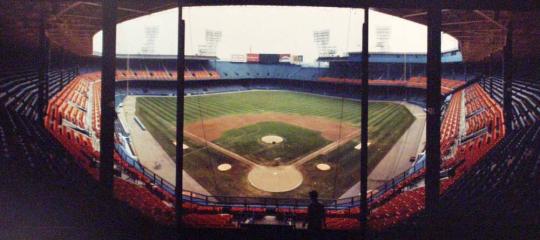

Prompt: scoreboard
xmin=246 ymin=53 xmax=292 ymax=64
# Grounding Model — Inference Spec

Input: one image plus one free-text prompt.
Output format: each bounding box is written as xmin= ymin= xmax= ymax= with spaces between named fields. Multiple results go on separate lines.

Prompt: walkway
xmin=120 ymin=96 xmax=211 ymax=196
xmin=340 ymin=102 xmax=426 ymax=198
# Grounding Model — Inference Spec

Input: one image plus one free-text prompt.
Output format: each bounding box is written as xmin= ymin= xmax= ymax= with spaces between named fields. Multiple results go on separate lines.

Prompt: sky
xmin=93 ymin=6 xmax=459 ymax=63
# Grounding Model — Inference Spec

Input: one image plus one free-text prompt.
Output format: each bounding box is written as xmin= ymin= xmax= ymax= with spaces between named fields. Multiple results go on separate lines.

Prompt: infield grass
xmin=214 ymin=121 xmax=331 ymax=165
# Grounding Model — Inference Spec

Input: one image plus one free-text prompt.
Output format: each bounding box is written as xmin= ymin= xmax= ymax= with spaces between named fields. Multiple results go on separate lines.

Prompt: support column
xmin=503 ymin=18 xmax=513 ymax=131
xmin=359 ymin=7 xmax=369 ymax=235
xmin=489 ymin=55 xmax=494 ymax=97
xmin=425 ymin=0 xmax=442 ymax=219
xmin=99 ymin=0 xmax=117 ymax=196
xmin=60 ymin=47 xmax=65 ymax=88
xmin=38 ymin=4 xmax=49 ymax=121
xmin=176 ymin=2 xmax=186 ymax=238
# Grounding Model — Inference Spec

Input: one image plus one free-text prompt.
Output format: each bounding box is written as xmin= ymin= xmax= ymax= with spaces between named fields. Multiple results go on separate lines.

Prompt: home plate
xmin=354 ymin=142 xmax=371 ymax=150
xmin=183 ymin=144 xmax=189 ymax=150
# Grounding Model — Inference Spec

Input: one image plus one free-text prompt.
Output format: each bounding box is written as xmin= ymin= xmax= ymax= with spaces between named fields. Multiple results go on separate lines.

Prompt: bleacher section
xmin=319 ymin=76 xmax=465 ymax=94
xmin=439 ymin=122 xmax=540 ymax=228
xmin=0 ymin=66 xmax=77 ymax=120
xmin=114 ymin=58 xmax=220 ymax=81
xmin=481 ymin=76 xmax=540 ymax=129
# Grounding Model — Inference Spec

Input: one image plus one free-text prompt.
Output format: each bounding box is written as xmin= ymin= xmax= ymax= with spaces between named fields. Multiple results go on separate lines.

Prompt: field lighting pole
xmin=503 ymin=17 xmax=513 ymax=132
xmin=100 ymin=0 xmax=117 ymax=198
xmin=425 ymin=0 xmax=442 ymax=233
xmin=176 ymin=1 xmax=186 ymax=238
xmin=360 ymin=7 xmax=369 ymax=237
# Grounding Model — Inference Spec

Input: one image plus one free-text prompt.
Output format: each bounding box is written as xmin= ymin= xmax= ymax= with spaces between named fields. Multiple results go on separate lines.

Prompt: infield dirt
xmin=184 ymin=112 xmax=358 ymax=142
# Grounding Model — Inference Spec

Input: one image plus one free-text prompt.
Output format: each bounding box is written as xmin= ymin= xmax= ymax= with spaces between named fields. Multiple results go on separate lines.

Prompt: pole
xmin=360 ymin=7 xmax=369 ymax=237
xmin=60 ymin=47 xmax=65 ymax=89
xmin=503 ymin=17 xmax=513 ymax=131
xmin=99 ymin=0 xmax=117 ymax=197
xmin=38 ymin=3 xmax=49 ymax=122
xmin=425 ymin=0 xmax=442 ymax=233
xmin=176 ymin=2 xmax=186 ymax=239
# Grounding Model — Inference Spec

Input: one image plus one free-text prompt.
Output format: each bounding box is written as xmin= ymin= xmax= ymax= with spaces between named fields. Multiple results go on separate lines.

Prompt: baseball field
xmin=135 ymin=90 xmax=415 ymax=199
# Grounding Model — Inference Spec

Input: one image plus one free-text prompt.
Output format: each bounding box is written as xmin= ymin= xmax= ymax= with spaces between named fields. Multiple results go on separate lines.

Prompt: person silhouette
xmin=305 ymin=190 xmax=326 ymax=236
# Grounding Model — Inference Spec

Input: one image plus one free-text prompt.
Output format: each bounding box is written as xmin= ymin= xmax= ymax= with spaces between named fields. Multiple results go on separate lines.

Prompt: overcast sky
xmin=93 ymin=6 xmax=459 ymax=63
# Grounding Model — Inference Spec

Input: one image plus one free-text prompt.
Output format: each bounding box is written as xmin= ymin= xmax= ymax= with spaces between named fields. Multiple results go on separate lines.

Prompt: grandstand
xmin=1 ymin=1 xmax=540 ymax=240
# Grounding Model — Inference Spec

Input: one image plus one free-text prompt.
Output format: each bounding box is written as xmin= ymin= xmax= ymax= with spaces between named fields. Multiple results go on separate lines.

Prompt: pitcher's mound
xmin=261 ymin=135 xmax=284 ymax=144
xmin=248 ymin=166 xmax=303 ymax=192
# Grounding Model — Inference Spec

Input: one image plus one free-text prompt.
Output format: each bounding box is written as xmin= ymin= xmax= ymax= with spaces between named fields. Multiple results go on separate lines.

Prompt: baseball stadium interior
xmin=1 ymin=1 xmax=540 ymax=240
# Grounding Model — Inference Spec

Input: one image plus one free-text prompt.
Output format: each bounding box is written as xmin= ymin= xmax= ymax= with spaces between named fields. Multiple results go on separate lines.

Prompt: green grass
xmin=142 ymin=91 xmax=387 ymax=125
xmin=214 ymin=121 xmax=331 ymax=165
xmin=134 ymin=91 xmax=416 ymax=198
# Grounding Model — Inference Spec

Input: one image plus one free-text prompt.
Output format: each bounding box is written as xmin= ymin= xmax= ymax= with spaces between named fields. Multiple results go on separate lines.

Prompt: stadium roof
xmin=1 ymin=1 xmax=539 ymax=62
xmin=318 ymin=50 xmax=463 ymax=63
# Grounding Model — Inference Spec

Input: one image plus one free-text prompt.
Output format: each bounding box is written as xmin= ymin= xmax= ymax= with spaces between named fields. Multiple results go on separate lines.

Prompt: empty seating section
xmin=438 ymin=122 xmax=540 ymax=229
xmin=440 ymin=90 xmax=462 ymax=157
xmin=93 ymin=80 xmax=101 ymax=138
xmin=1 ymin=67 xmax=40 ymax=119
xmin=482 ymin=76 xmax=540 ymax=129
xmin=114 ymin=60 xmax=220 ymax=81
xmin=114 ymin=179 xmax=175 ymax=225
xmin=319 ymin=76 xmax=465 ymax=94
xmin=452 ymin=84 xmax=505 ymax=176
xmin=182 ymin=214 xmax=235 ymax=229
xmin=369 ymin=187 xmax=425 ymax=231
xmin=44 ymin=72 xmax=181 ymax=225
xmin=363 ymin=83 xmax=505 ymax=230
xmin=46 ymin=76 xmax=98 ymax=178
xmin=325 ymin=218 xmax=360 ymax=230
xmin=0 ymin=67 xmax=77 ymax=120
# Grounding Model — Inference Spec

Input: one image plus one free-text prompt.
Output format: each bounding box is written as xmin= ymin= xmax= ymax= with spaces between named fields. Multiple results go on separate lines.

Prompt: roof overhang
xmin=1 ymin=1 xmax=538 ymax=62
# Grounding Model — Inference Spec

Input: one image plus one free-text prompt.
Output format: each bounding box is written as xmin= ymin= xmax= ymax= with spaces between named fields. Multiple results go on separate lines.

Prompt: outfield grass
xmin=184 ymin=91 xmax=365 ymax=123
xmin=214 ymin=121 xmax=331 ymax=165
xmin=134 ymin=91 xmax=415 ymax=198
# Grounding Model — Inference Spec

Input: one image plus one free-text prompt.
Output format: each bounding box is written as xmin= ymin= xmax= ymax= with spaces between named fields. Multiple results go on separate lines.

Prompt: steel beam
xmin=425 ymin=0 xmax=442 ymax=222
xmin=176 ymin=2 xmax=186 ymax=239
xmin=99 ymin=0 xmax=117 ymax=196
xmin=38 ymin=3 xmax=49 ymax=121
xmin=503 ymin=18 xmax=513 ymax=131
xmin=359 ymin=7 xmax=369 ymax=236
xmin=60 ymin=47 xmax=65 ymax=88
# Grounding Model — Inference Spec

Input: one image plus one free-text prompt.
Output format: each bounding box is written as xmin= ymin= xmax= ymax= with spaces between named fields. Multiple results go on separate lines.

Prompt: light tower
xmin=198 ymin=30 xmax=222 ymax=56
xmin=375 ymin=26 xmax=391 ymax=52
xmin=313 ymin=30 xmax=336 ymax=58
xmin=141 ymin=25 xmax=159 ymax=54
